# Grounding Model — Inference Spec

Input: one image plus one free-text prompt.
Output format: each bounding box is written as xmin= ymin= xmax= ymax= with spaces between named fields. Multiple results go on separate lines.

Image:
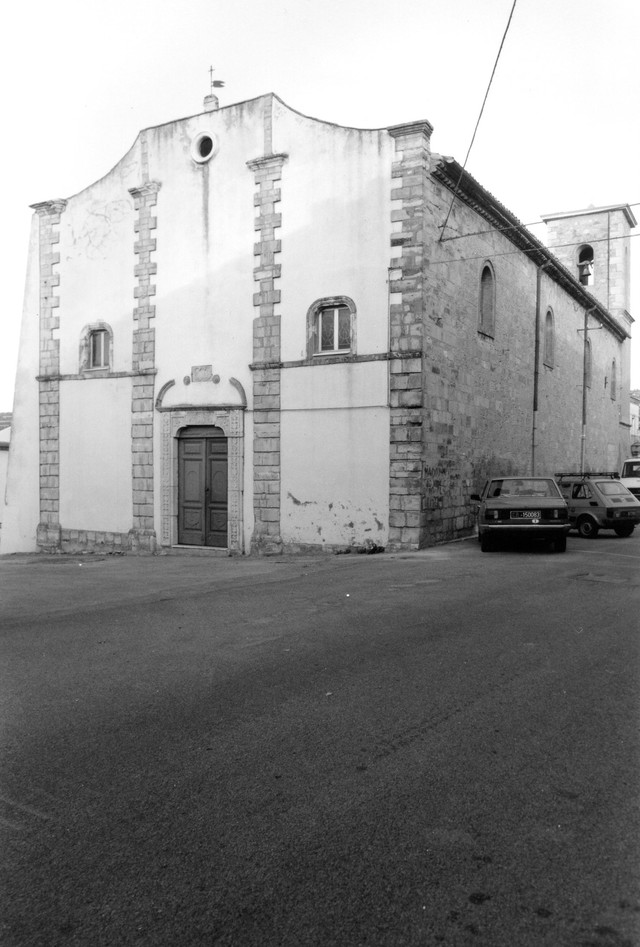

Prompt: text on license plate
xmin=510 ymin=510 xmax=541 ymax=519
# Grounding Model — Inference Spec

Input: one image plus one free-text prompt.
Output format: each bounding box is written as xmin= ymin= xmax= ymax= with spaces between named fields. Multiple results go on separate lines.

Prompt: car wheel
xmin=480 ymin=533 xmax=493 ymax=552
xmin=613 ymin=523 xmax=635 ymax=538
xmin=577 ymin=516 xmax=599 ymax=539
xmin=553 ymin=536 xmax=567 ymax=553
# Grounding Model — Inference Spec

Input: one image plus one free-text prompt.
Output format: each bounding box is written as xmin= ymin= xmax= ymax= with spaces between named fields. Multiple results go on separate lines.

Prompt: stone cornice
xmin=247 ymin=153 xmax=288 ymax=171
xmin=387 ymin=120 xmax=434 ymax=141
xmin=30 ymin=200 xmax=67 ymax=216
xmin=128 ymin=181 xmax=162 ymax=199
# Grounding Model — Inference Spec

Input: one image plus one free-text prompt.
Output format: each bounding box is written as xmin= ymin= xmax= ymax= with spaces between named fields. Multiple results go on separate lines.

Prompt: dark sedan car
xmin=470 ymin=476 xmax=570 ymax=553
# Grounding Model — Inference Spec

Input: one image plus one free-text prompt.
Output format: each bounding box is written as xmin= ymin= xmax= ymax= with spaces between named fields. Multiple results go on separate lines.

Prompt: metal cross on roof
xmin=209 ymin=66 xmax=225 ymax=91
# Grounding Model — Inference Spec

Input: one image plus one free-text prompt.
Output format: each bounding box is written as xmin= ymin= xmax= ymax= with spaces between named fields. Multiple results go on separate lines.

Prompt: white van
xmin=620 ymin=458 xmax=640 ymax=499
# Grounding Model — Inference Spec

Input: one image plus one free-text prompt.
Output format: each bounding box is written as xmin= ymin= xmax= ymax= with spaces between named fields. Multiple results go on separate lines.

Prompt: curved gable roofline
xmin=269 ymin=94 xmax=429 ymax=134
xmin=123 ymin=91 xmax=413 ymax=139
xmin=32 ymin=92 xmax=420 ymax=207
xmin=432 ymin=155 xmax=630 ymax=341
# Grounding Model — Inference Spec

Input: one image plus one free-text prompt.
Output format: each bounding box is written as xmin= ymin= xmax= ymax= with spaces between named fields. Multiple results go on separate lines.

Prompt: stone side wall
xmin=386 ymin=122 xmax=433 ymax=550
xmin=420 ymin=179 xmax=627 ymax=542
xmin=248 ymin=153 xmax=287 ymax=553
xmin=421 ymin=177 xmax=540 ymax=544
xmin=33 ymin=200 xmax=66 ymax=552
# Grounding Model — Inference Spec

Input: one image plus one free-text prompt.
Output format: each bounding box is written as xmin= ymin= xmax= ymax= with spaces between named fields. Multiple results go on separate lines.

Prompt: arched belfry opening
xmin=577 ymin=245 xmax=594 ymax=286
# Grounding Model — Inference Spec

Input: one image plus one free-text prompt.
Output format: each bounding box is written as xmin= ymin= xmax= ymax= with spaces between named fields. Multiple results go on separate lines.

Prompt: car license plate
xmin=510 ymin=511 xmax=541 ymax=519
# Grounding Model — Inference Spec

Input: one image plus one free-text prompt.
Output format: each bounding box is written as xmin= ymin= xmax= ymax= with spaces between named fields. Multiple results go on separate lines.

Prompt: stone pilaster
xmin=247 ymin=153 xmax=287 ymax=554
xmin=32 ymin=199 xmax=67 ymax=552
xmin=387 ymin=122 xmax=433 ymax=550
xmin=129 ymin=181 xmax=161 ymax=552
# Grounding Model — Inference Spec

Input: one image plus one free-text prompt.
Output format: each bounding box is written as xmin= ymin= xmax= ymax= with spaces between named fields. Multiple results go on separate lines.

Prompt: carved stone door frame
xmin=160 ymin=407 xmax=245 ymax=554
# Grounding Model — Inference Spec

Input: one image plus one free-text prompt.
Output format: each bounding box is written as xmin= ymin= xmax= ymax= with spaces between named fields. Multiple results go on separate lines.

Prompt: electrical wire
xmin=438 ymin=0 xmax=518 ymax=241
xmin=429 ymin=229 xmax=640 ymax=266
xmin=439 ymin=203 xmax=640 ymax=244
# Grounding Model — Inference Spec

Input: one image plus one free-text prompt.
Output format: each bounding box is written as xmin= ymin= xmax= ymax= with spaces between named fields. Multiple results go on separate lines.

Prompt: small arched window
xmin=306 ymin=296 xmax=356 ymax=358
xmin=79 ymin=323 xmax=113 ymax=373
xmin=543 ymin=309 xmax=555 ymax=368
xmin=585 ymin=338 xmax=592 ymax=389
xmin=611 ymin=359 xmax=617 ymax=400
xmin=578 ymin=245 xmax=594 ymax=286
xmin=479 ymin=263 xmax=495 ymax=337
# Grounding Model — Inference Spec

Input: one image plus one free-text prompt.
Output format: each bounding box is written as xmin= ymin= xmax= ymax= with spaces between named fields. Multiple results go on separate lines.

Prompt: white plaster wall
xmin=281 ymin=361 xmax=389 ymax=546
xmin=272 ymin=99 xmax=392 ymax=361
xmin=283 ymin=360 xmax=387 ymax=410
xmin=281 ymin=406 xmax=389 ymax=547
xmin=150 ymin=101 xmax=262 ymax=404
xmin=59 ymin=379 xmax=133 ymax=532
xmin=1 ymin=220 xmax=42 ymax=552
xmin=58 ymin=147 xmax=141 ymax=378
xmin=272 ymin=101 xmax=393 ymax=547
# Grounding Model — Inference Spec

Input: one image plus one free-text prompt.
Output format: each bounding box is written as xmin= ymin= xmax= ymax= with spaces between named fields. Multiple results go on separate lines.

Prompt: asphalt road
xmin=1 ymin=533 xmax=639 ymax=947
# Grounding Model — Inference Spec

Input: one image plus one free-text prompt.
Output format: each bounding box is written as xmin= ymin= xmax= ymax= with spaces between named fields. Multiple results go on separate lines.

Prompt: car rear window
xmin=597 ymin=481 xmax=634 ymax=496
xmin=488 ymin=478 xmax=559 ymax=498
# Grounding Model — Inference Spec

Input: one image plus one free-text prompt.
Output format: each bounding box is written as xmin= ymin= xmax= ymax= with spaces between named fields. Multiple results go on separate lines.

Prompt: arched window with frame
xmin=543 ymin=308 xmax=555 ymax=368
xmin=478 ymin=263 xmax=495 ymax=337
xmin=79 ymin=323 xmax=113 ymax=373
xmin=306 ymin=296 xmax=356 ymax=358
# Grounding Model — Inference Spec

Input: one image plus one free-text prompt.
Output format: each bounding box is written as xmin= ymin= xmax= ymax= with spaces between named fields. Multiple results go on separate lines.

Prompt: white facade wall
xmin=59 ymin=379 xmax=133 ymax=531
xmin=273 ymin=102 xmax=392 ymax=547
xmin=281 ymin=362 xmax=389 ymax=546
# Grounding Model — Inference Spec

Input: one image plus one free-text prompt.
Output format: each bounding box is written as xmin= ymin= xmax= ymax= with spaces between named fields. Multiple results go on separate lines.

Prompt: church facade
xmin=1 ymin=93 xmax=634 ymax=555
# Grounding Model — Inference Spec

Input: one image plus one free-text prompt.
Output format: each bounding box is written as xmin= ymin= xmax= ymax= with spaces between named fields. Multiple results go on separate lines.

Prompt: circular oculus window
xmin=191 ymin=132 xmax=219 ymax=164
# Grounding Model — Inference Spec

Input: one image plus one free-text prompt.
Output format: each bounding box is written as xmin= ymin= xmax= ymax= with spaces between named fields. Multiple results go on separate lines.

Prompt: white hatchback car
xmin=555 ymin=471 xmax=640 ymax=538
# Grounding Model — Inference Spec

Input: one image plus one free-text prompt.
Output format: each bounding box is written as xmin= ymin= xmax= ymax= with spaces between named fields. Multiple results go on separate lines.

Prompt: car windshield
xmin=487 ymin=478 xmax=559 ymax=498
xmin=597 ymin=480 xmax=633 ymax=496
xmin=621 ymin=461 xmax=640 ymax=477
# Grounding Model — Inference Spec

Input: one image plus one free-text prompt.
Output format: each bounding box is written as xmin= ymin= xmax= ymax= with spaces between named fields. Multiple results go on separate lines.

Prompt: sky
xmin=1 ymin=0 xmax=638 ymax=412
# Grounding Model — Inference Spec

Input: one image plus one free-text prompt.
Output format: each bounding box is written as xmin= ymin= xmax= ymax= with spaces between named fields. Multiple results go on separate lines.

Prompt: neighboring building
xmin=630 ymin=390 xmax=640 ymax=454
xmin=1 ymin=93 xmax=634 ymax=555
xmin=0 ymin=413 xmax=11 ymax=529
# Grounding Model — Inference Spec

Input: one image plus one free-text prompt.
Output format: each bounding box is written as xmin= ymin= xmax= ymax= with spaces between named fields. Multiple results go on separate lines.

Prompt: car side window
xmin=572 ymin=484 xmax=590 ymax=499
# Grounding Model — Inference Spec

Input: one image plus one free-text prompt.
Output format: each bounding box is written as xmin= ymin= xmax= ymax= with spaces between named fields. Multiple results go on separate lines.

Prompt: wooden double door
xmin=178 ymin=427 xmax=228 ymax=547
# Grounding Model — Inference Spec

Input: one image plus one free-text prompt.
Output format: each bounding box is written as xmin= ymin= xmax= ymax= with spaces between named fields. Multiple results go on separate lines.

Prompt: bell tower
xmin=541 ymin=204 xmax=636 ymax=325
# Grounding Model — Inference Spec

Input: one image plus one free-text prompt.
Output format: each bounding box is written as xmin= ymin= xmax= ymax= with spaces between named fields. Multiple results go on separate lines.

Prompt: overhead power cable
xmin=438 ymin=0 xmax=518 ymax=242
xmin=439 ymin=202 xmax=640 ymax=244
xmin=429 ymin=229 xmax=640 ymax=266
